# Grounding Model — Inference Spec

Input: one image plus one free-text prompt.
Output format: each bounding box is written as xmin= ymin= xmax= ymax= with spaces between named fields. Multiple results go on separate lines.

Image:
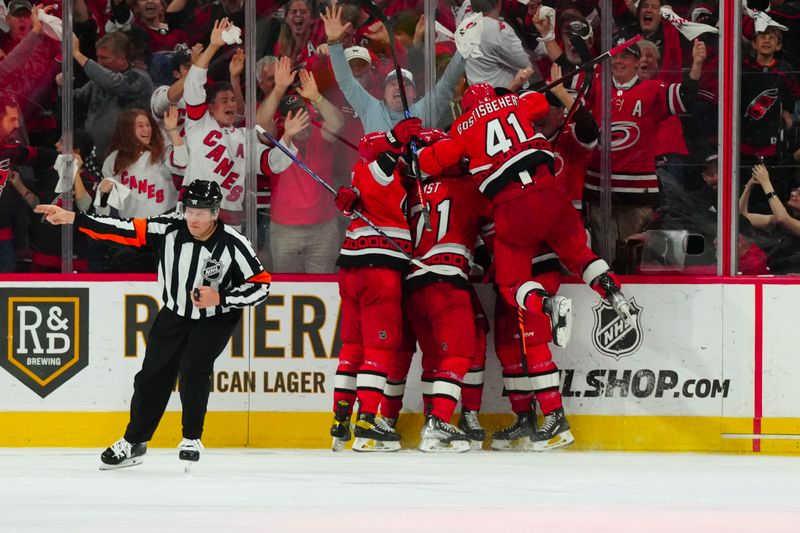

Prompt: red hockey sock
xmin=430 ymin=396 xmax=458 ymax=423
xmin=535 ymin=390 xmax=562 ymax=414
xmin=509 ymin=393 xmax=535 ymax=414
xmin=460 ymin=385 xmax=483 ymax=412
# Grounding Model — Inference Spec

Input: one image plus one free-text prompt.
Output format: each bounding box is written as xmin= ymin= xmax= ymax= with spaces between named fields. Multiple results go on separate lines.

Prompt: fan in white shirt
xmin=98 ymin=108 xmax=178 ymax=219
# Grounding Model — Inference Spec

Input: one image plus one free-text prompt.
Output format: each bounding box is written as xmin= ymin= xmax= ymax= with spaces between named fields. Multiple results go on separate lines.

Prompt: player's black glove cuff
xmin=376 ymin=151 xmax=400 ymax=176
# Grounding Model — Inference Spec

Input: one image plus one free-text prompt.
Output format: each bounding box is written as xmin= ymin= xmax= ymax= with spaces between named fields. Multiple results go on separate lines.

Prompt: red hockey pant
xmin=335 ymin=267 xmax=406 ymax=416
xmin=380 ymin=314 xmax=416 ymax=420
xmin=494 ymin=270 xmax=563 ymax=414
xmin=492 ymin=183 xmax=597 ymax=415
xmin=406 ymin=282 xmax=475 ymax=422
xmin=460 ymin=286 xmax=488 ymax=412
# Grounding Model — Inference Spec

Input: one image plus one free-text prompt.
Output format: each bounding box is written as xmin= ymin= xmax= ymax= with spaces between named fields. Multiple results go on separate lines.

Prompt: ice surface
xmin=1 ymin=449 xmax=799 ymax=532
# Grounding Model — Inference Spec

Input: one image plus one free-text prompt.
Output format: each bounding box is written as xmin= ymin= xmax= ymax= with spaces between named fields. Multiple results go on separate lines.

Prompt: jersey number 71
xmin=411 ymin=198 xmax=451 ymax=248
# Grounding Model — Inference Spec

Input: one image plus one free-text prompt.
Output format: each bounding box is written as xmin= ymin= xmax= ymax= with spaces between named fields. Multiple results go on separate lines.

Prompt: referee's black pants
xmin=124 ymin=306 xmax=242 ymax=443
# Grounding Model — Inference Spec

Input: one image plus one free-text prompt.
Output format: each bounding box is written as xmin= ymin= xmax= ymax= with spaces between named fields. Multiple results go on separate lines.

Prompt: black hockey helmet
xmin=184 ymin=180 xmax=222 ymax=210
xmin=564 ymin=18 xmax=592 ymax=42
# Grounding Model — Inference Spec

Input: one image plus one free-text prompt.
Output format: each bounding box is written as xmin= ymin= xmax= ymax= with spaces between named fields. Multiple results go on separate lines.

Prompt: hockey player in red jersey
xmin=417 ymin=82 xmax=633 ymax=451
xmin=403 ymin=129 xmax=495 ymax=452
xmin=328 ymin=118 xmax=421 ymax=452
xmin=491 ymin=67 xmax=597 ymax=450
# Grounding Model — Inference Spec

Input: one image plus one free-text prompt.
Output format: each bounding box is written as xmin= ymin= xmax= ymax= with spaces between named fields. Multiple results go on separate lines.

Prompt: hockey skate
xmin=490 ymin=410 xmax=537 ymax=451
xmin=352 ymin=412 xmax=401 ymax=452
xmin=178 ymin=438 xmax=204 ymax=471
xmin=419 ymin=415 xmax=471 ymax=453
xmin=99 ymin=438 xmax=146 ymax=470
xmin=532 ymin=407 xmax=574 ymax=451
xmin=543 ymin=294 xmax=573 ymax=347
xmin=595 ymin=272 xmax=635 ymax=327
xmin=330 ymin=400 xmax=353 ymax=452
xmin=457 ymin=408 xmax=485 ymax=450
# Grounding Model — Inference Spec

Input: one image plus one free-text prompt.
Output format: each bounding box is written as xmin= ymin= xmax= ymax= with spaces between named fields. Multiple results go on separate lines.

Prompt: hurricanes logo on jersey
xmin=591 ymin=298 xmax=643 ymax=360
xmin=746 ymin=88 xmax=779 ymax=121
xmin=611 ymin=122 xmax=641 ymax=152
xmin=201 ymin=258 xmax=223 ymax=282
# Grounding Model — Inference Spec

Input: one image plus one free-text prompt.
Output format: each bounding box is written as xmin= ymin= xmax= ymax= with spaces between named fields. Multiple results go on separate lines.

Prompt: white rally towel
xmin=455 ymin=12 xmax=483 ymax=59
xmin=534 ymin=5 xmax=557 ymax=42
xmin=743 ymin=1 xmax=789 ymax=33
xmin=435 ymin=20 xmax=454 ymax=43
xmin=0 ymin=0 xmax=8 ymax=33
xmin=93 ymin=179 xmax=131 ymax=213
xmin=660 ymin=6 xmax=718 ymax=40
xmin=37 ymin=9 xmax=63 ymax=41
xmin=53 ymin=154 xmax=78 ymax=193
xmin=222 ymin=24 xmax=242 ymax=45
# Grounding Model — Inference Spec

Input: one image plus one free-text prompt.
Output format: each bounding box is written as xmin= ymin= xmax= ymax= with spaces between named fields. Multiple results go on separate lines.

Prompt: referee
xmin=37 ymin=180 xmax=271 ymax=469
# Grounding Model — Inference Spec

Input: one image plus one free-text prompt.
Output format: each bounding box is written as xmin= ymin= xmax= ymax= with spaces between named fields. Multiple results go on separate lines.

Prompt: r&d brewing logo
xmin=591 ymin=298 xmax=643 ymax=360
xmin=0 ymin=288 xmax=89 ymax=397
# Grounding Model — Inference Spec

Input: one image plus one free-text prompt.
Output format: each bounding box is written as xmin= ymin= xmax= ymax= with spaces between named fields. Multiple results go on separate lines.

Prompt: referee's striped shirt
xmin=77 ymin=212 xmax=271 ymax=319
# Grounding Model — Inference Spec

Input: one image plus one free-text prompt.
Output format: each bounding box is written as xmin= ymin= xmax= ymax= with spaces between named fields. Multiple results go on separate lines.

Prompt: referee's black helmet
xmin=184 ymin=180 xmax=223 ymax=210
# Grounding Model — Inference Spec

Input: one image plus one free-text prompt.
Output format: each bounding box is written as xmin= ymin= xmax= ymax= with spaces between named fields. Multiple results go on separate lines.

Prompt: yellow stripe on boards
xmin=0 ymin=413 xmax=798 ymax=454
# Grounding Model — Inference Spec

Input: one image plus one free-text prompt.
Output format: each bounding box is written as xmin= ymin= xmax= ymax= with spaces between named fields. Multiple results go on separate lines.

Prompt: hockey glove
xmin=386 ymin=117 xmax=422 ymax=147
xmin=334 ymin=186 xmax=360 ymax=218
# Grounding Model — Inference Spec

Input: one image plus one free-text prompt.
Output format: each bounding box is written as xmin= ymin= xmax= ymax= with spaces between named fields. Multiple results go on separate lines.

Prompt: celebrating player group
xmin=326 ymin=77 xmax=633 ymax=453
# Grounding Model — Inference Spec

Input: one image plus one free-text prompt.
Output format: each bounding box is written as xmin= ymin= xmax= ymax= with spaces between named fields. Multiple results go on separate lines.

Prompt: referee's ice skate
xmin=179 ymin=438 xmax=204 ymax=461
xmin=99 ymin=438 xmax=146 ymax=470
xmin=178 ymin=439 xmax=204 ymax=471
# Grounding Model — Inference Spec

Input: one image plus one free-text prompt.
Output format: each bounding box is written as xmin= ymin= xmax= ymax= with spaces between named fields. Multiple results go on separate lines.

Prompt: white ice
xmin=1 ymin=449 xmax=799 ymax=533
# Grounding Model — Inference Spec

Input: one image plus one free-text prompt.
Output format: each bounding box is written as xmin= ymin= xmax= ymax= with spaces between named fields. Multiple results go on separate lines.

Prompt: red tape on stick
xmin=608 ymin=34 xmax=643 ymax=57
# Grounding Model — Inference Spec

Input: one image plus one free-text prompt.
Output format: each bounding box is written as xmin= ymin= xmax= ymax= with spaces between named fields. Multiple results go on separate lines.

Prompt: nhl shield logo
xmin=202 ymin=258 xmax=223 ymax=282
xmin=591 ymin=298 xmax=643 ymax=360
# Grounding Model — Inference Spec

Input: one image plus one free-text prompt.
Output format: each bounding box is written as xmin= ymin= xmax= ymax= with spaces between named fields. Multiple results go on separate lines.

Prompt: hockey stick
xmin=536 ymin=34 xmax=643 ymax=94
xmin=344 ymin=0 xmax=432 ymax=231
xmin=310 ymin=119 xmax=359 ymax=152
xmin=550 ymin=71 xmax=592 ymax=150
xmin=255 ymin=125 xmax=440 ymax=274
xmin=549 ymin=29 xmax=594 ymax=148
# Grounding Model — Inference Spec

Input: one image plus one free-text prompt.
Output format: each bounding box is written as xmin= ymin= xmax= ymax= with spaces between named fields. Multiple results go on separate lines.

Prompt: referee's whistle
xmin=193 ymin=288 xmax=200 ymax=300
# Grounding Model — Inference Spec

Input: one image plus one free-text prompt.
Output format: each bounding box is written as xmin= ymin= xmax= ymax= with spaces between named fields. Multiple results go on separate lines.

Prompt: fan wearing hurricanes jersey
xmin=583 ymin=37 xmax=705 ymax=262
xmin=327 ymin=118 xmax=420 ymax=453
xmin=36 ymin=180 xmax=271 ymax=469
xmin=176 ymin=18 xmax=296 ymax=231
xmin=403 ymin=130 xmax=494 ymax=452
xmin=417 ymin=82 xmax=632 ymax=451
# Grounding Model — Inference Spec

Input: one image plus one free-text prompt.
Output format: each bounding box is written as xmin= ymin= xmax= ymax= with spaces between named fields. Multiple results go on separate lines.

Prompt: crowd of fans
xmin=1 ymin=0 xmax=800 ymax=275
